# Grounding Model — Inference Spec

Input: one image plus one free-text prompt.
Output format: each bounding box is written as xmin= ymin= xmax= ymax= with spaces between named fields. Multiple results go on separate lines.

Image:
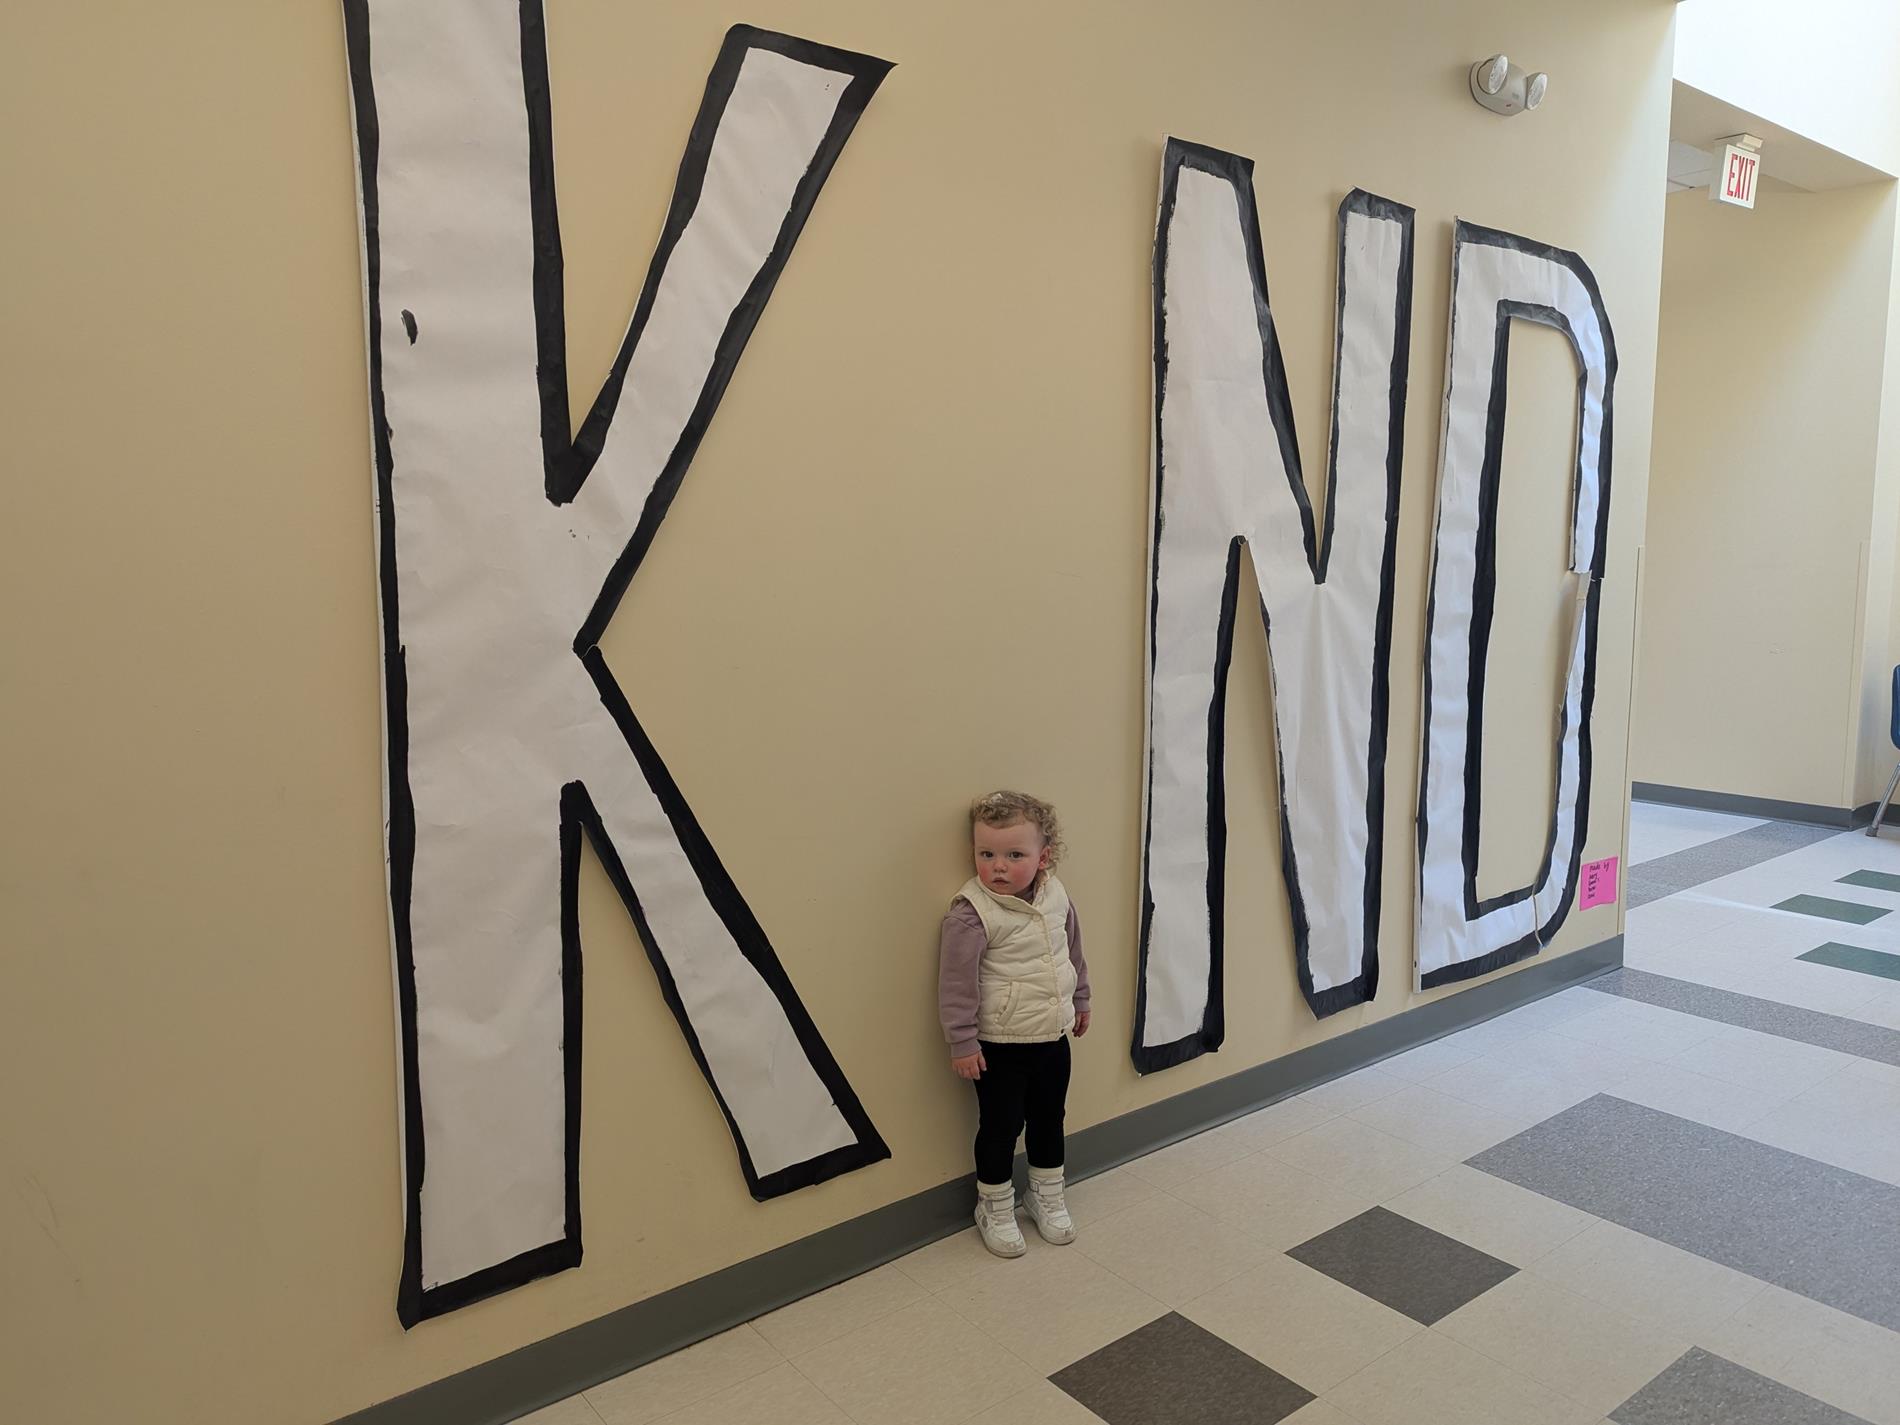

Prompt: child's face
xmin=973 ymin=818 xmax=1049 ymax=898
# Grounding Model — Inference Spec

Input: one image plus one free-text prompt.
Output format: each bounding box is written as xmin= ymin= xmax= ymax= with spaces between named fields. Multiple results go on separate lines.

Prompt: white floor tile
xmin=1482 ymin=1030 xmax=1645 ymax=1091
xmin=1326 ymin=1327 xmax=1599 ymax=1425
xmin=1687 ymin=906 xmax=1847 ymax=957
xmin=893 ymin=1226 xmax=1016 ymax=1294
xmin=1384 ymin=1164 xmax=1597 ymax=1267
xmin=660 ymin=1364 xmax=850 ymax=1425
xmin=1741 ymin=1078 xmax=1900 ymax=1185
xmin=586 ymin=1326 xmax=782 ymax=1425
xmin=1177 ymin=1252 xmax=1421 ymax=1393
xmin=1425 ymin=1055 xmax=1601 ymax=1123
xmin=789 ymin=1298 xmax=1039 ymax=1425
xmin=1693 ymin=1283 xmax=1900 ymax=1425
xmin=1428 ymin=1018 xmax=1550 ymax=1064
xmin=1279 ymin=1403 xmax=1365 ymax=1425
xmin=518 ymin=1396 xmax=606 ymax=1425
xmin=1729 ymin=962 xmax=1885 ymax=1016
xmin=1692 ymin=1281 xmax=1820 ymax=1378
xmin=1212 ymin=1094 xmax=1340 ymax=1152
xmin=752 ymin=1263 xmax=927 ymax=1358
xmin=1548 ymin=999 xmax=1723 ymax=1062
xmin=1435 ymin=1271 xmax=1688 ymax=1416
xmin=1665 ymin=1023 xmax=1858 ymax=1096
xmin=1527 ymin=1221 xmax=1765 ymax=1339
xmin=1123 ymin=1125 xmax=1258 ymax=1189
xmin=1624 ymin=896 xmax=1745 ymax=955
xmin=1627 ymin=941 xmax=1776 ymax=991
xmin=1169 ymin=1150 xmax=1375 ymax=1251
xmin=1265 ymin=1117 xmax=1457 ymax=1202
xmin=1069 ymin=1191 xmax=1269 ymax=1306
xmin=1488 ymin=986 xmax=1609 ymax=1033
xmin=1843 ymin=1055 xmax=1900 ymax=1088
xmin=1297 ymin=1065 xmax=1408 ymax=1115
xmin=958 ymin=1379 xmax=1112 ymax=1424
xmin=1346 ymin=1085 xmax=1532 ymax=1159
xmin=1373 ymin=1036 xmax=1484 ymax=1084
xmin=937 ymin=1243 xmax=1166 ymax=1375
xmin=1432 ymin=1013 xmax=1540 ymax=1057
xmin=1603 ymin=1060 xmax=1796 ymax=1135
xmin=1843 ymin=984 xmax=1900 ymax=1030
xmin=1061 ymin=1163 xmax=1162 ymax=1227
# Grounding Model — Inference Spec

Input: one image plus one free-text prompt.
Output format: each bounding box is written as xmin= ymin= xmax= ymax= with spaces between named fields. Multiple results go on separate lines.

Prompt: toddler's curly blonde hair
xmin=970 ymin=790 xmax=1065 ymax=868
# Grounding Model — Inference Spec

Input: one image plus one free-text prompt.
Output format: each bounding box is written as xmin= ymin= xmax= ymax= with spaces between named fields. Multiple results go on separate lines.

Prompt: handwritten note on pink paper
xmin=1579 ymin=856 xmax=1619 ymax=910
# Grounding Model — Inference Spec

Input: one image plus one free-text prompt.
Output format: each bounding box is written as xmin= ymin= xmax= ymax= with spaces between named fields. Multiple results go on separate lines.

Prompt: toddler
xmin=938 ymin=790 xmax=1092 ymax=1257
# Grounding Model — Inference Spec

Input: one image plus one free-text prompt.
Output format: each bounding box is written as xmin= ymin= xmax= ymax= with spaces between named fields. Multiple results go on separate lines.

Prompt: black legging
xmin=971 ymin=1037 xmax=1071 ymax=1184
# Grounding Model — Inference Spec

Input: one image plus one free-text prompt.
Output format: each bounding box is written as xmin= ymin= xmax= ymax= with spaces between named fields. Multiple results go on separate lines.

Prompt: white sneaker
xmin=1025 ymin=1167 xmax=1076 ymax=1245
xmin=974 ymin=1181 xmax=1026 ymax=1258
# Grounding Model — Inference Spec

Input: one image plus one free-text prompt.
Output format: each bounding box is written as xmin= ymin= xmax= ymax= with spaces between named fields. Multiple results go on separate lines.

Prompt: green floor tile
xmin=1798 ymin=941 xmax=1900 ymax=982
xmin=1772 ymin=894 xmax=1890 ymax=925
xmin=1837 ymin=869 xmax=1900 ymax=893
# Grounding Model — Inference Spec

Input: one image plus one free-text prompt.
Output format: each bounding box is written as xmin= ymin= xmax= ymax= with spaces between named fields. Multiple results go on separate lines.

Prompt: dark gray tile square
xmin=1610 ymin=1347 xmax=1871 ymax=1425
xmin=1050 ymin=1312 xmax=1313 ymax=1425
xmin=1470 ymin=1095 xmax=1900 ymax=1332
xmin=1285 ymin=1206 xmax=1516 ymax=1324
xmin=1798 ymin=941 xmax=1900 ymax=982
xmin=1773 ymin=894 xmax=1889 ymax=925
xmin=1837 ymin=869 xmax=1900 ymax=893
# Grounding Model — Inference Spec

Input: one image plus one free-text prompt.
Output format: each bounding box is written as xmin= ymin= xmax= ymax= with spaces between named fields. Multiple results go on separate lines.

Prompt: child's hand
xmin=951 ymin=1050 xmax=986 ymax=1080
xmin=1073 ymin=1011 xmax=1091 ymax=1038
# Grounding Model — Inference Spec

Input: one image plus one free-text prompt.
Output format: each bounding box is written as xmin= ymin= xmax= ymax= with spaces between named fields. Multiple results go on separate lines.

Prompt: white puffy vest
xmin=959 ymin=874 xmax=1077 ymax=1043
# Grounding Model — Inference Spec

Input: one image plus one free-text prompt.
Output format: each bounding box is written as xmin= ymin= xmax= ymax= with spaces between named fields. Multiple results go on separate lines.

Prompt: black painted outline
xmin=1415 ymin=221 xmax=1617 ymax=991
xmin=343 ymin=4 xmax=892 ymax=1327
xmin=1133 ymin=139 xmax=1414 ymax=1073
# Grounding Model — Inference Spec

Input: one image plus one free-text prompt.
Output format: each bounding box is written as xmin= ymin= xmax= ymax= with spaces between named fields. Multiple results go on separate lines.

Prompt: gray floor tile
xmin=1590 ymin=968 xmax=1900 ymax=1067
xmin=1799 ymin=942 xmax=1900 ymax=983
xmin=1837 ymin=869 xmax=1900 ymax=893
xmin=1773 ymin=895 xmax=1890 ymax=925
xmin=1609 ymin=1347 xmax=1872 ymax=1425
xmin=1469 ymin=1095 xmax=1900 ymax=1332
xmin=1050 ymin=1312 xmax=1314 ymax=1425
xmin=1286 ymin=1206 xmax=1517 ymax=1324
xmin=1627 ymin=821 xmax=1838 ymax=909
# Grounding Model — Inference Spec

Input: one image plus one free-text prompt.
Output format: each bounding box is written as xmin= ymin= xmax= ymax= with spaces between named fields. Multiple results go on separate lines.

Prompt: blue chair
xmin=1870 ymin=666 xmax=1900 ymax=837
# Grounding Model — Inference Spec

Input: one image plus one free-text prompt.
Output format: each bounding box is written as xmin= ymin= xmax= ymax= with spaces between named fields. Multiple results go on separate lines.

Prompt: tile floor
xmin=525 ymin=802 xmax=1900 ymax=1425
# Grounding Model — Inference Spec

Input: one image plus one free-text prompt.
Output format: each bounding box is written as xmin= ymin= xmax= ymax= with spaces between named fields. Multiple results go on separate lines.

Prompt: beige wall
xmin=1667 ymin=0 xmax=1900 ymax=814
xmin=1635 ymin=183 xmax=1897 ymax=807
xmin=1853 ymin=216 xmax=1900 ymax=805
xmin=0 ymin=3 xmax=1671 ymax=1421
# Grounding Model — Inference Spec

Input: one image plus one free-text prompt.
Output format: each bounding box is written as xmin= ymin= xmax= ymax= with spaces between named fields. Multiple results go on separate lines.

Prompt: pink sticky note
xmin=1579 ymin=856 xmax=1619 ymax=910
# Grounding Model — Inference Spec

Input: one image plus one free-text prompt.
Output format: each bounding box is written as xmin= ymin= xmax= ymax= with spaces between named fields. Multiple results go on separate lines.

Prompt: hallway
xmin=532 ymin=802 xmax=1900 ymax=1425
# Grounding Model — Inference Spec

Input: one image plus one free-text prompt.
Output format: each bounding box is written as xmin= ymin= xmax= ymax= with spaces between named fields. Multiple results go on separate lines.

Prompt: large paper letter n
xmin=1135 ymin=140 xmax=1414 ymax=1072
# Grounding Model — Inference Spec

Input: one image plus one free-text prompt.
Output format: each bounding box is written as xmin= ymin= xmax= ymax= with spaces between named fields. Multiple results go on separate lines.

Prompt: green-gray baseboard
xmin=334 ymin=933 xmax=1623 ymax=1425
xmin=1632 ymin=780 xmax=1878 ymax=829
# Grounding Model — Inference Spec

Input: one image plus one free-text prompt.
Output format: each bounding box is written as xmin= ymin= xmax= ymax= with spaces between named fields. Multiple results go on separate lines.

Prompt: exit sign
xmin=1713 ymin=143 xmax=1760 ymax=208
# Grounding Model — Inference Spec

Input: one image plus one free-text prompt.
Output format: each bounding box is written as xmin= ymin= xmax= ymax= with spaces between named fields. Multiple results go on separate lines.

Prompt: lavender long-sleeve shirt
xmin=938 ymin=895 xmax=1092 ymax=1058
